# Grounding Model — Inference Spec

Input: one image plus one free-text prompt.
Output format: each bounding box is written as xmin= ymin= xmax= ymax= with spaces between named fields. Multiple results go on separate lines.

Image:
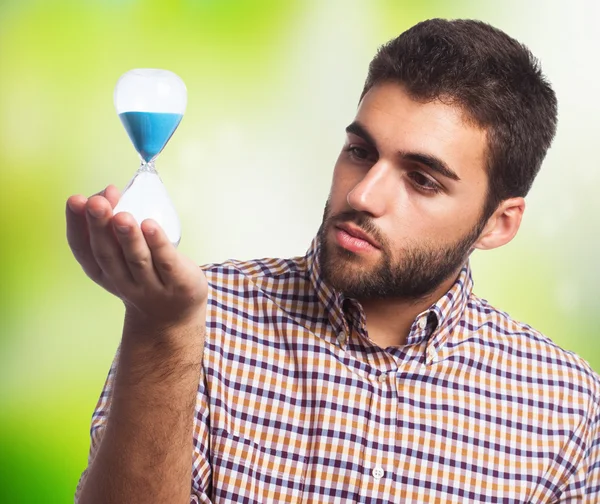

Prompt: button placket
xmin=369 ymin=371 xmax=393 ymax=487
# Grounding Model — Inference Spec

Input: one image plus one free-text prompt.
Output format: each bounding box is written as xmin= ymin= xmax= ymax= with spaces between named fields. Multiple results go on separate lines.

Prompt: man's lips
xmin=334 ymin=223 xmax=381 ymax=249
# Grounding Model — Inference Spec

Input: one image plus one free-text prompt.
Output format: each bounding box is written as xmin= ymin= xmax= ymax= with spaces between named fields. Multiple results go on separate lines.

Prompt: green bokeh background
xmin=1 ymin=1 xmax=598 ymax=501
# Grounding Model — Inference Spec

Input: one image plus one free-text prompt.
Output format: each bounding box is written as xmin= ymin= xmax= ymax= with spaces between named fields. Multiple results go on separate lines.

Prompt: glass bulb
xmin=112 ymin=69 xmax=186 ymax=247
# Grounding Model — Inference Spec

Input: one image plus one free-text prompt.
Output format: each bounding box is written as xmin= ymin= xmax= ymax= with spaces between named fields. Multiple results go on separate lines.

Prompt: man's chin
xmin=322 ymin=249 xmax=377 ymax=288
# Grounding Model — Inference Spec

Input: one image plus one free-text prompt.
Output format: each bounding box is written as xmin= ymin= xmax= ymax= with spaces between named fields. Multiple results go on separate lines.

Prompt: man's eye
xmin=408 ymin=172 xmax=442 ymax=194
xmin=345 ymin=145 xmax=375 ymax=162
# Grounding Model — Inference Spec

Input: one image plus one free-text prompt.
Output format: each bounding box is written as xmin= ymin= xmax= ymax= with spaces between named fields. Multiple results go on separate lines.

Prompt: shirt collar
xmin=424 ymin=261 xmax=473 ymax=363
xmin=305 ymin=235 xmax=350 ymax=341
xmin=305 ymin=235 xmax=474 ymax=362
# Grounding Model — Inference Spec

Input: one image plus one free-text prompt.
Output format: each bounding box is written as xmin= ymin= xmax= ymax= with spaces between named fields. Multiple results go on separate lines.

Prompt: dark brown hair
xmin=362 ymin=19 xmax=558 ymax=221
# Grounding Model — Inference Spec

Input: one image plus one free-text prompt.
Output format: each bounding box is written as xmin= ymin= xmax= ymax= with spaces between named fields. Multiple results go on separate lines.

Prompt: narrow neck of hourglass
xmin=139 ymin=159 xmax=158 ymax=173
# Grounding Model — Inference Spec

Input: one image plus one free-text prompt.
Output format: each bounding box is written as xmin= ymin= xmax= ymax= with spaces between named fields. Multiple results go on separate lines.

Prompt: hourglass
xmin=113 ymin=69 xmax=186 ymax=246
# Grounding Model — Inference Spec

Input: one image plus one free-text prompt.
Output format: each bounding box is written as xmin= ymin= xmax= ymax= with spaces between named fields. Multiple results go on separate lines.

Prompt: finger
xmin=112 ymin=212 xmax=164 ymax=288
xmin=141 ymin=219 xmax=183 ymax=286
xmin=102 ymin=184 xmax=121 ymax=209
xmin=66 ymin=194 xmax=104 ymax=281
xmin=86 ymin=195 xmax=134 ymax=286
xmin=66 ymin=185 xmax=122 ymax=282
xmin=67 ymin=194 xmax=88 ymax=216
xmin=67 ymin=184 xmax=119 ymax=217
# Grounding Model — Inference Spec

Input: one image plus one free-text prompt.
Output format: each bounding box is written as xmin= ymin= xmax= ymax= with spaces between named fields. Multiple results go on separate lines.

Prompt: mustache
xmin=328 ymin=210 xmax=387 ymax=249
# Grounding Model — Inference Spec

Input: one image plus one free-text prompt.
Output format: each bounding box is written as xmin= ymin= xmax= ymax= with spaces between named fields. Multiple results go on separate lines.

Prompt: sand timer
xmin=113 ymin=69 xmax=186 ymax=246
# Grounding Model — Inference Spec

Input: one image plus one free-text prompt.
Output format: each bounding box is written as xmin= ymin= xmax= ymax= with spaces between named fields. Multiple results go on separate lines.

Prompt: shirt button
xmin=378 ymin=373 xmax=387 ymax=383
xmin=372 ymin=467 xmax=384 ymax=479
xmin=418 ymin=317 xmax=428 ymax=330
xmin=337 ymin=332 xmax=347 ymax=346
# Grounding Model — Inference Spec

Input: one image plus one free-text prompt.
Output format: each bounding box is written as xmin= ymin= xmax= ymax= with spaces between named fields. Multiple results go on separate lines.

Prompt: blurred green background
xmin=1 ymin=0 xmax=598 ymax=501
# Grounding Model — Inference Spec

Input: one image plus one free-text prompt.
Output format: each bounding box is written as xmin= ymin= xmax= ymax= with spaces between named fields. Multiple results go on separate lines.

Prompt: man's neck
xmin=358 ymin=269 xmax=462 ymax=348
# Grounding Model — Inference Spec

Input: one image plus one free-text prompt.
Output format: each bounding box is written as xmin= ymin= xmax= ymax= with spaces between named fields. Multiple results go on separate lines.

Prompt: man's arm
xmin=66 ymin=185 xmax=209 ymax=503
xmin=77 ymin=314 xmax=205 ymax=504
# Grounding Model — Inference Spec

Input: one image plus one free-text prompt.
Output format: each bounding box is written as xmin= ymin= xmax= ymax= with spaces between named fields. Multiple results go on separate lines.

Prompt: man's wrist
xmin=122 ymin=305 xmax=206 ymax=351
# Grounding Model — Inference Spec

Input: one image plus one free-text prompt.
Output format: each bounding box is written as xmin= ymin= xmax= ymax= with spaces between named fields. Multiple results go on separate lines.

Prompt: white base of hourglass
xmin=113 ymin=161 xmax=182 ymax=247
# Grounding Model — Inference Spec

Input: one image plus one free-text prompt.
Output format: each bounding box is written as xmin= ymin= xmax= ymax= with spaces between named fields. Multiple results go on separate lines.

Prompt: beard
xmin=317 ymin=201 xmax=486 ymax=301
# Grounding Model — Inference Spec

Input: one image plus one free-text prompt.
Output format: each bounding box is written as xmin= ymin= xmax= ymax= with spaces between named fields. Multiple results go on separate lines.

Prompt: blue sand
xmin=119 ymin=111 xmax=183 ymax=162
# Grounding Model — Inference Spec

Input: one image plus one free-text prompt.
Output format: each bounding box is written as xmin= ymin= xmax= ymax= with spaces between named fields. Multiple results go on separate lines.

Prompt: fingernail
xmin=88 ymin=207 xmax=104 ymax=218
xmin=116 ymin=225 xmax=129 ymax=233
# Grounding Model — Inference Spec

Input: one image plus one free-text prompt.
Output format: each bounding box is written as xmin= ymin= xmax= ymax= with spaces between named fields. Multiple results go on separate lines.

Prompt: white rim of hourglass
xmin=114 ymin=68 xmax=187 ymax=115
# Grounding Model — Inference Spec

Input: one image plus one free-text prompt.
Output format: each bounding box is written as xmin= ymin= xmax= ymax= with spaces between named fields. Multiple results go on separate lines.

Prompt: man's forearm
xmin=78 ymin=312 xmax=205 ymax=504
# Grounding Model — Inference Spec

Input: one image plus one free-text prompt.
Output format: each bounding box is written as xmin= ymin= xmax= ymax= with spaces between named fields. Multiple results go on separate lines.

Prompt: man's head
xmin=318 ymin=19 xmax=557 ymax=301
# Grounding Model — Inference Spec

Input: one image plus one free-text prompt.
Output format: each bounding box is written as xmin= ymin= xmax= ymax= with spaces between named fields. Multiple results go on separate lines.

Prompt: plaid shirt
xmin=78 ymin=237 xmax=600 ymax=503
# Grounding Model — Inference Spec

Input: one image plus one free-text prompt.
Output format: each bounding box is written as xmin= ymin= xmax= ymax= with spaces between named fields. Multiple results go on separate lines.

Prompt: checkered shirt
xmin=77 ymin=237 xmax=600 ymax=503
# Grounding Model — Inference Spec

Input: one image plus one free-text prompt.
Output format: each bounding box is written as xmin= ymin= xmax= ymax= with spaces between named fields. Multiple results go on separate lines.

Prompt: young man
xmin=69 ymin=19 xmax=599 ymax=504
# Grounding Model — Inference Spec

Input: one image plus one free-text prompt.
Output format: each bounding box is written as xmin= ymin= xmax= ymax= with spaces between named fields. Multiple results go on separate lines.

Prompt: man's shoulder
xmin=465 ymin=292 xmax=600 ymax=398
xmin=199 ymin=255 xmax=311 ymax=300
xmin=201 ymin=255 xmax=306 ymax=280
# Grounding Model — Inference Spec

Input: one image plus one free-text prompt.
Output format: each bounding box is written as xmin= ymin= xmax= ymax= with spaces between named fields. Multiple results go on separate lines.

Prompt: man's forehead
xmin=354 ymin=82 xmax=488 ymax=180
xmin=357 ymin=83 xmax=481 ymax=136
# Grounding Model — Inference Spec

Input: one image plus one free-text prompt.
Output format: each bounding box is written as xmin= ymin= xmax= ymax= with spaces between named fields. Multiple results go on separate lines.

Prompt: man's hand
xmin=66 ymin=184 xmax=208 ymax=333
xmin=70 ymin=186 xmax=207 ymax=503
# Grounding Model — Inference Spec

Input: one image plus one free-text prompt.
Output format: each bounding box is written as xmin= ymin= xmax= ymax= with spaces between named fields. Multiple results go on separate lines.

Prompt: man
xmin=69 ymin=19 xmax=599 ymax=503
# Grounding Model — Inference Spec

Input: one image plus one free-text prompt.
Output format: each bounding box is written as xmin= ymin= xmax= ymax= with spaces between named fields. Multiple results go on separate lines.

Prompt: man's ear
xmin=473 ymin=197 xmax=525 ymax=251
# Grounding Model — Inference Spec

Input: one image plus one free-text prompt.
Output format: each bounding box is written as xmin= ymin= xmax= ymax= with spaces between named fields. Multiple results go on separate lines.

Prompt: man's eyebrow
xmin=345 ymin=121 xmax=378 ymax=149
xmin=400 ymin=152 xmax=461 ymax=182
xmin=345 ymin=120 xmax=461 ymax=182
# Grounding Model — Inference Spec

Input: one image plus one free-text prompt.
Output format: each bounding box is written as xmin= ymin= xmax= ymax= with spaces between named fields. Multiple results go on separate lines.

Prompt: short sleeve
xmin=584 ymin=407 xmax=600 ymax=502
xmin=554 ymin=378 xmax=600 ymax=503
xmin=190 ymin=362 xmax=213 ymax=501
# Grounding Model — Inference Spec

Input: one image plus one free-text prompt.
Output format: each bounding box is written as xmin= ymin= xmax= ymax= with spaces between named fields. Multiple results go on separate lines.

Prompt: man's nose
xmin=346 ymin=160 xmax=397 ymax=217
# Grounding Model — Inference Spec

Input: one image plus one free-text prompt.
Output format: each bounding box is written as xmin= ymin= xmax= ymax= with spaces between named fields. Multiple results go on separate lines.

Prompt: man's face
xmin=319 ymin=82 xmax=490 ymax=300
